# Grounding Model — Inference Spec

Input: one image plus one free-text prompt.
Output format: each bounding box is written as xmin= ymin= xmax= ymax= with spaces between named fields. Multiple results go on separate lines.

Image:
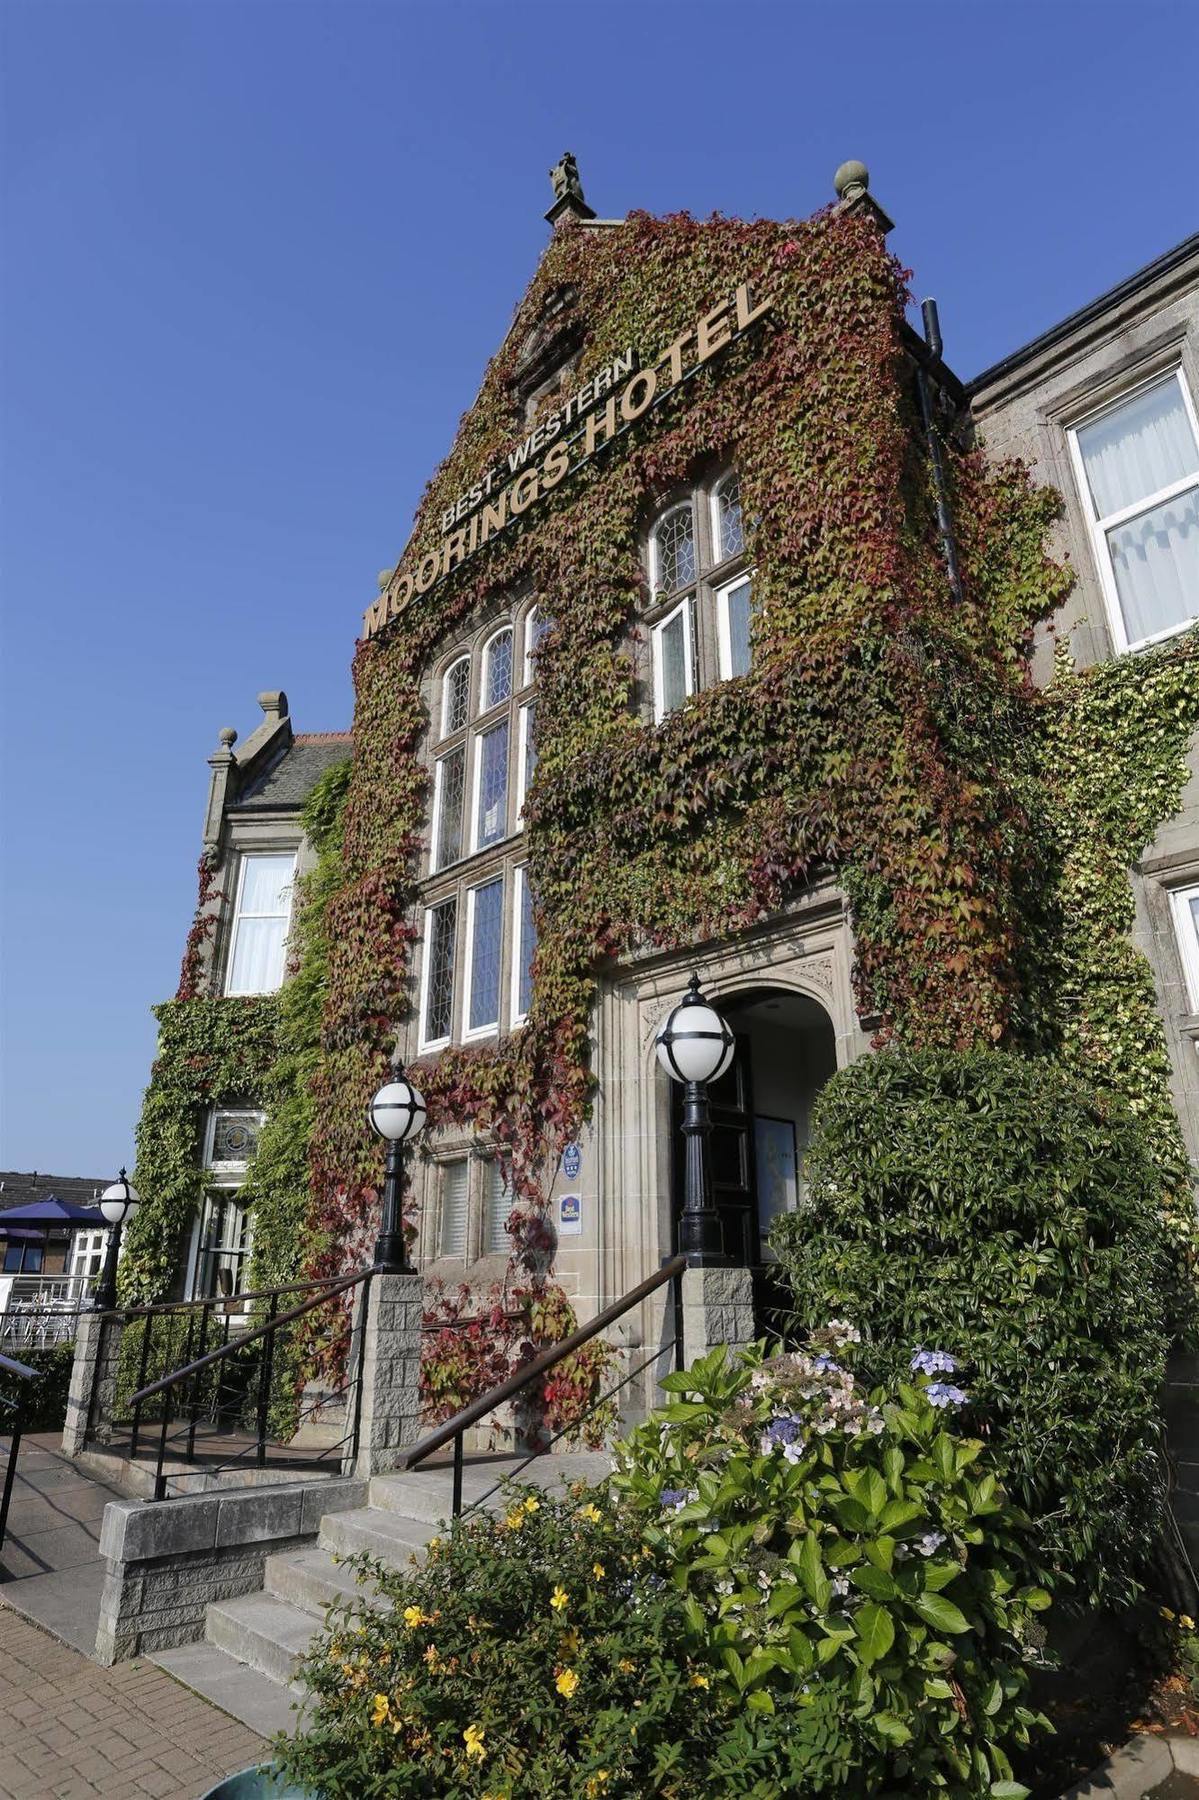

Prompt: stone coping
xmin=100 ymin=1475 xmax=368 ymax=1565
xmin=1061 ymin=1729 xmax=1199 ymax=1797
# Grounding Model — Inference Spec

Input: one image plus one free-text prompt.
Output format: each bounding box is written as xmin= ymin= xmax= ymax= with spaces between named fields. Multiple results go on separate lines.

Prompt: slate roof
xmin=230 ymin=734 xmax=352 ymax=812
xmin=0 ymin=1171 xmax=107 ymax=1216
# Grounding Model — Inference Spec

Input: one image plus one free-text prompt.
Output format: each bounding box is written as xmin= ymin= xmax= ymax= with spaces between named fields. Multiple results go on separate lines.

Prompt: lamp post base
xmin=373 ymin=1232 xmax=412 ymax=1275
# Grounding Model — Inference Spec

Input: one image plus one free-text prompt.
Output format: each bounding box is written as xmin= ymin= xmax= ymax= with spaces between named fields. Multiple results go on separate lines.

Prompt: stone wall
xmin=95 ymin=1476 xmax=366 ymax=1665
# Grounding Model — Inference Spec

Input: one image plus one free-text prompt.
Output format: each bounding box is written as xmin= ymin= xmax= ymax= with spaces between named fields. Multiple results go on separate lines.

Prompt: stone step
xmin=367 ymin=1450 xmax=614 ymax=1525
xmin=206 ymin=1591 xmax=320 ymax=1686
xmin=265 ymin=1545 xmax=389 ymax=1619
xmin=318 ymin=1504 xmax=439 ymax=1568
xmin=151 ymin=1639 xmax=302 ymax=1738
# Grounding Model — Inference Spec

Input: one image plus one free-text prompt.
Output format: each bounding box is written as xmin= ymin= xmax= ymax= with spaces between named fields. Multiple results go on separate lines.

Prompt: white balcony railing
xmin=0 ymin=1272 xmax=98 ymax=1348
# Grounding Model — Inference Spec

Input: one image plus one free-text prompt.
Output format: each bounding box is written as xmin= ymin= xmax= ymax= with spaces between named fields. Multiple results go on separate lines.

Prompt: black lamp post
xmin=367 ymin=1061 xmax=427 ymax=1273
xmin=93 ymin=1169 xmax=141 ymax=1312
xmin=655 ymin=973 xmax=736 ymax=1265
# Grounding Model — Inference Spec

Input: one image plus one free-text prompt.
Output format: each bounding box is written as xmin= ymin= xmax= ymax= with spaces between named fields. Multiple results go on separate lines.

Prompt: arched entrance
xmin=669 ymin=985 xmax=838 ymax=1321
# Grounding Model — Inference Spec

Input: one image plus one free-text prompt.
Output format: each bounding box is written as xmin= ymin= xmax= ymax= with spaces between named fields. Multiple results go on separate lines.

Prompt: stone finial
xmin=834 ymin=159 xmax=870 ymax=202
xmin=377 ymin=569 xmax=393 ymax=593
xmin=545 ymin=151 xmax=596 ymax=228
xmin=257 ymin=690 xmax=289 ymax=722
xmin=218 ymin=726 xmax=237 ymax=749
xmin=833 ymin=159 xmax=894 ymax=235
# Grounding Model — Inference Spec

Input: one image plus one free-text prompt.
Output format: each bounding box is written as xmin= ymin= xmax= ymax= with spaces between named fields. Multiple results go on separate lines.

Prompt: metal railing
xmin=403 ymin=1254 xmax=688 ymax=1517
xmin=0 ymin=1350 xmax=39 ymax=1552
xmin=120 ymin=1272 xmax=371 ymax=1500
xmin=0 ymin=1273 xmax=98 ymax=1350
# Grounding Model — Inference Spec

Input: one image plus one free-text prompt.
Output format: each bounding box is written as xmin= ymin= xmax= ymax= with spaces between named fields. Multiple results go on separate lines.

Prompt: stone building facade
xmin=144 ymin=171 xmax=1199 ymax=1387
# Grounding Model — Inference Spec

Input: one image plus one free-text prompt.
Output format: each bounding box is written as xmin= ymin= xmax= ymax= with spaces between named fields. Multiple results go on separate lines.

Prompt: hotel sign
xmin=362 ymin=276 xmax=774 ymax=640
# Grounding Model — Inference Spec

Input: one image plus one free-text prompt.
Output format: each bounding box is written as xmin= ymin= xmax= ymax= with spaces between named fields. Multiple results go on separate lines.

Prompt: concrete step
xmin=318 ymin=1504 xmax=439 ymax=1568
xmin=265 ymin=1545 xmax=388 ymax=1619
xmin=206 ymin=1591 xmax=320 ymax=1686
xmin=151 ymin=1639 xmax=302 ymax=1738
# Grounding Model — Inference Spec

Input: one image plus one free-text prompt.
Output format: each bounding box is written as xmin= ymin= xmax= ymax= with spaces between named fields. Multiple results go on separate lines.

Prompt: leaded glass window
xmin=514 ymin=865 xmax=536 ymax=1021
xmin=524 ymin=606 xmax=551 ymax=684
xmin=483 ymin=629 xmax=513 ymax=710
xmin=475 ymin=719 xmax=509 ymax=848
xmin=440 ymin=1159 xmax=468 ymax=1258
xmin=209 ymin=1111 xmax=262 ymax=1168
xmin=443 ymin=656 xmax=470 ymax=736
xmin=433 ymin=745 xmax=466 ymax=870
xmin=652 ymin=504 xmax=696 ymax=594
xmin=485 ymin=1160 xmax=513 ymax=1253
xmin=714 ymin=473 xmax=744 ymax=561
xmin=422 ymin=898 xmax=457 ymax=1044
xmin=467 ymin=878 xmax=503 ymax=1034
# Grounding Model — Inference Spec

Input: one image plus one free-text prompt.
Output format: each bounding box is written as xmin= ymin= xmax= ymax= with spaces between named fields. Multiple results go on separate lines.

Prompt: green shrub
xmin=1 ymin=1340 xmax=74 ymax=1432
xmin=612 ymin=1337 xmax=1052 ymax=1797
xmin=278 ymin=1337 xmax=1051 ymax=1798
xmin=771 ymin=1048 xmax=1174 ymax=1609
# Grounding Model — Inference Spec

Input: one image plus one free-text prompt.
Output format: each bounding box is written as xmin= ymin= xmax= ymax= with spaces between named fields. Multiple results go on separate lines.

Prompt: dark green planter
xmin=198 ymin=1766 xmax=317 ymax=1799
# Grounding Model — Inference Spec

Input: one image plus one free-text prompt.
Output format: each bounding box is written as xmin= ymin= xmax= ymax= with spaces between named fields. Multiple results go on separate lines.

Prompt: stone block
xmin=299 ymin=1477 xmax=368 ymax=1535
xmin=214 ymin=1488 xmax=302 ymax=1547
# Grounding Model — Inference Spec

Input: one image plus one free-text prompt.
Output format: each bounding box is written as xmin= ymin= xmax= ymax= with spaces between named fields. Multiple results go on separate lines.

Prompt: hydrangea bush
xmin=612 ymin=1333 xmax=1052 ymax=1797
xmin=277 ymin=1327 xmax=1052 ymax=1798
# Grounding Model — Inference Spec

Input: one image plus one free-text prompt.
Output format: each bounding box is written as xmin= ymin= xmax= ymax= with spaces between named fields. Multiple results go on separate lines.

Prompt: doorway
xmin=669 ymin=986 xmax=838 ymax=1321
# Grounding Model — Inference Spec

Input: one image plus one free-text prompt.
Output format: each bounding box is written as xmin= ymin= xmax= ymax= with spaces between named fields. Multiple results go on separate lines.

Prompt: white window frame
xmin=715 ymin=568 xmax=756 ymax=681
xmin=651 ymin=596 xmax=695 ymax=722
xmin=462 ymin=877 xmax=503 ymax=1042
xmin=480 ymin=625 xmax=514 ymax=714
xmin=1169 ymin=881 xmax=1199 ymax=1012
xmin=511 ymin=863 xmax=534 ymax=1027
xmin=430 ymin=745 xmax=466 ymax=873
xmin=516 ymin=703 xmax=534 ymax=827
xmin=470 ymin=716 xmax=510 ymax=854
xmin=1066 ymin=367 xmax=1199 ymax=655
xmin=418 ymin=898 xmax=457 ymax=1052
xmin=224 ymin=852 xmax=296 ymax=996
xmin=441 ymin=653 xmax=471 ymax=738
xmin=710 ymin=472 xmax=744 ymax=566
xmin=202 ymin=1108 xmax=266 ymax=1175
xmin=522 ymin=605 xmax=540 ymax=687
xmin=650 ymin=501 xmax=696 ymax=597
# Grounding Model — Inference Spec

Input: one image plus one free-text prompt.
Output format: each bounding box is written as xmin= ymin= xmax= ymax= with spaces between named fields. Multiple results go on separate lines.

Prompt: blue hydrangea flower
xmin=910 ymin=1348 xmax=959 ymax=1376
xmin=763 ymin=1414 xmax=804 ymax=1446
xmin=925 ymin=1382 xmax=968 ymax=1408
xmin=812 ymin=1355 xmax=842 ymax=1374
xmin=660 ymin=1488 xmax=688 ymax=1509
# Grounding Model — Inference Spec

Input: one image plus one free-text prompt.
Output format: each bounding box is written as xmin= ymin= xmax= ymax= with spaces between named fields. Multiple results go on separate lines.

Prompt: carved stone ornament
xmin=550 ymin=151 xmax=583 ymax=204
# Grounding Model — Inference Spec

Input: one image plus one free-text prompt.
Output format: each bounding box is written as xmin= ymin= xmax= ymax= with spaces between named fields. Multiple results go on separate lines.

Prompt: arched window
xmin=482 ymin=628 xmax=513 ymax=711
xmin=523 ymin=605 xmax=551 ymax=684
xmin=442 ymin=655 xmax=470 ymax=737
xmin=651 ymin=503 xmax=697 ymax=595
xmin=712 ymin=472 xmax=744 ymax=562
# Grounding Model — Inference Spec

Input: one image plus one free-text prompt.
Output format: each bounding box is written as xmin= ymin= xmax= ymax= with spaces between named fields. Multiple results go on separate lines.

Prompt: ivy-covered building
xmin=123 ymin=161 xmax=1199 ymax=1409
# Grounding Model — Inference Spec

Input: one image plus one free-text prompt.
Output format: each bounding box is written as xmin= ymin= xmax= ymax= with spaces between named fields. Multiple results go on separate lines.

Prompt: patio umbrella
xmin=0 ymin=1197 xmax=107 ymax=1233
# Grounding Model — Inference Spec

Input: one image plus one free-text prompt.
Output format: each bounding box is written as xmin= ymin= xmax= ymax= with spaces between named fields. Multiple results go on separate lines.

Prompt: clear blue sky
xmin=2 ymin=0 xmax=1196 ymax=1178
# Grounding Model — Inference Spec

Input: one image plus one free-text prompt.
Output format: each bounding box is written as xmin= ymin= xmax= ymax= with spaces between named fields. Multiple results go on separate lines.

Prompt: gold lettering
xmin=415 ymin=551 xmax=441 ymax=594
xmin=509 ymin=469 xmax=540 ymax=516
xmin=440 ymin=529 xmax=468 ymax=576
xmin=480 ymin=493 xmax=508 ymax=543
xmin=540 ymin=441 xmax=569 ymax=489
xmin=734 ymin=280 xmax=774 ymax=331
xmin=658 ymin=329 xmax=694 ymax=388
xmin=388 ymin=572 xmax=413 ymax=618
xmin=362 ymin=596 xmax=388 ymax=639
xmin=619 ymin=368 xmax=658 ymax=423
xmin=584 ymin=396 xmax=618 ymax=456
xmin=696 ymin=300 xmax=732 ymax=363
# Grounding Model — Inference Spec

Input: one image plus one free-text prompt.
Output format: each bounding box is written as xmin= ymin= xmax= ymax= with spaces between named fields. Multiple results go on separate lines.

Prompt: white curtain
xmin=1078 ymin=378 xmax=1199 ymax=642
xmin=485 ymin=1161 xmax=512 ymax=1253
xmin=440 ymin=1160 xmax=468 ymax=1258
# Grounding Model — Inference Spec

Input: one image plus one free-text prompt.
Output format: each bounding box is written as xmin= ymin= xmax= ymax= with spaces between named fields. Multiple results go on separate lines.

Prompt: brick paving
xmin=0 ymin=1605 xmax=268 ymax=1799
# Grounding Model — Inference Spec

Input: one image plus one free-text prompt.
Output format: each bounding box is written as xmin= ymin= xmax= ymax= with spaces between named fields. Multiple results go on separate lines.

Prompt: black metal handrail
xmin=124 ymin=1269 xmax=372 ymax=1500
xmin=107 ymin=1274 xmax=351 ymax=1322
xmin=0 ymin=1350 xmax=39 ymax=1552
xmin=404 ymin=1254 xmax=688 ymax=1516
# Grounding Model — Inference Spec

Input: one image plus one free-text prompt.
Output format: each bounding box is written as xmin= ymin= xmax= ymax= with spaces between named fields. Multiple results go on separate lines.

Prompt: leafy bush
xmin=771 ymin=1048 xmax=1175 ymax=1609
xmin=613 ymin=1335 xmax=1052 ymax=1797
xmin=1 ymin=1340 xmax=74 ymax=1432
xmin=277 ymin=1334 xmax=1051 ymax=1798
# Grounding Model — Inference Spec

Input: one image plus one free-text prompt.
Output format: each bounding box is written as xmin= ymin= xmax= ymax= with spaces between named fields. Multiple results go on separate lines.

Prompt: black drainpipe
xmin=914 ymin=297 xmax=965 ymax=607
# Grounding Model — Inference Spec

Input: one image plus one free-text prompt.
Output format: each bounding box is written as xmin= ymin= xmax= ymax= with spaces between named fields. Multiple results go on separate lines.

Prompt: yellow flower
xmin=1162 ymin=1606 xmax=1177 ymax=1620
xmin=423 ymin=1644 xmax=440 ymax=1669
xmin=550 ymin=1585 xmax=570 ymax=1613
xmin=523 ymin=1496 xmax=540 ymax=1514
xmin=1183 ymin=1615 xmax=1196 ymax=1631
xmin=560 ymin=1628 xmax=581 ymax=1658
xmin=592 ymin=1563 xmax=606 ymax=1580
xmin=428 ymin=1536 xmax=441 ymax=1551
xmin=371 ymin=1693 xmax=390 ymax=1727
xmin=503 ymin=1508 xmax=525 ymax=1532
xmin=463 ymin=1722 xmax=487 ymax=1761
xmin=689 ymin=1672 xmax=710 ymax=1689
xmin=402 ymin=1606 xmax=427 ymax=1630
xmin=618 ymin=1658 xmax=635 ymax=1674
xmin=555 ymin=1667 xmax=580 ymax=1699
xmin=578 ymin=1503 xmax=603 ymax=1524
